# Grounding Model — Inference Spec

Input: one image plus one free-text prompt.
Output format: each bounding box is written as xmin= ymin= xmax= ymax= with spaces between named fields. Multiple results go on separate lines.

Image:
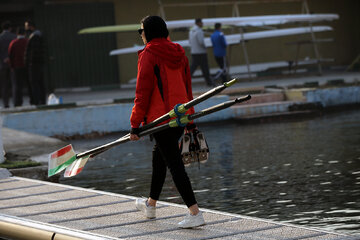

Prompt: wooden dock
xmin=0 ymin=176 xmax=358 ymax=240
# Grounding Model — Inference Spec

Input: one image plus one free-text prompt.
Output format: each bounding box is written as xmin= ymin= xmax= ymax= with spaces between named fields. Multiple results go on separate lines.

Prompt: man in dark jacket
xmin=0 ymin=21 xmax=16 ymax=108
xmin=25 ymin=20 xmax=45 ymax=105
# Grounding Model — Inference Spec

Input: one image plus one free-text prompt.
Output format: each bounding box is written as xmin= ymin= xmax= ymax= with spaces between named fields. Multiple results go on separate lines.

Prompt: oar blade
xmin=48 ymin=144 xmax=76 ymax=177
xmin=64 ymin=155 xmax=90 ymax=178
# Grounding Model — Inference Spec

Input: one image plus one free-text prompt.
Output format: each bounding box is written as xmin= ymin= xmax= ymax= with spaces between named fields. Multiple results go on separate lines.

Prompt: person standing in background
xmin=8 ymin=27 xmax=28 ymax=107
xmin=211 ymin=23 xmax=229 ymax=83
xmin=25 ymin=20 xmax=45 ymax=105
xmin=0 ymin=21 xmax=16 ymax=108
xmin=189 ymin=18 xmax=214 ymax=87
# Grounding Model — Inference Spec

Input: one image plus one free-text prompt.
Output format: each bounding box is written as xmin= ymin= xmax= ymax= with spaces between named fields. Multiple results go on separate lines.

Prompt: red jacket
xmin=130 ymin=38 xmax=194 ymax=128
xmin=8 ymin=37 xmax=28 ymax=69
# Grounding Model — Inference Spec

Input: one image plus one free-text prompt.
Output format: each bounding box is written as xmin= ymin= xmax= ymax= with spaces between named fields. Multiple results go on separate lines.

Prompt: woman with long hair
xmin=129 ymin=15 xmax=205 ymax=228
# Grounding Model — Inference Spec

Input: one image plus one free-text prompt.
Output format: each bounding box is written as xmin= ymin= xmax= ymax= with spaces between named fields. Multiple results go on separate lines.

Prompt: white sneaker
xmin=135 ymin=198 xmax=156 ymax=219
xmin=178 ymin=212 xmax=206 ymax=228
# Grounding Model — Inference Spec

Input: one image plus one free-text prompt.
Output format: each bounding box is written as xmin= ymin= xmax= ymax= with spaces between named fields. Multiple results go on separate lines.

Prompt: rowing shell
xmin=109 ymin=26 xmax=333 ymax=56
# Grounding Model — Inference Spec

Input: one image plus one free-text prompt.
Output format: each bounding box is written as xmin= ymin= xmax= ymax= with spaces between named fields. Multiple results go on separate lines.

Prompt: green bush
xmin=0 ymin=160 xmax=41 ymax=169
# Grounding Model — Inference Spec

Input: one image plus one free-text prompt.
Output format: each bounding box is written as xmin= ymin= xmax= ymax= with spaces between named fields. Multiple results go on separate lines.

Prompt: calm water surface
xmin=61 ymin=110 xmax=360 ymax=236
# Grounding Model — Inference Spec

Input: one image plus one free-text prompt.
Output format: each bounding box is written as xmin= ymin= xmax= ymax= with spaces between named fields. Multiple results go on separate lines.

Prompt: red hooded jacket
xmin=130 ymin=38 xmax=194 ymax=128
xmin=8 ymin=37 xmax=28 ymax=69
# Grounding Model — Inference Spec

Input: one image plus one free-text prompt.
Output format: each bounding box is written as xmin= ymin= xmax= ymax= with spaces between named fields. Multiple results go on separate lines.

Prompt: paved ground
xmin=0 ymin=176 xmax=358 ymax=240
xmin=2 ymin=128 xmax=65 ymax=157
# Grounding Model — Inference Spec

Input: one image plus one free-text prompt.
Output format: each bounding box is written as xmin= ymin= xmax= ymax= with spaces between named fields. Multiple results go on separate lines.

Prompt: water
xmin=60 ymin=110 xmax=360 ymax=236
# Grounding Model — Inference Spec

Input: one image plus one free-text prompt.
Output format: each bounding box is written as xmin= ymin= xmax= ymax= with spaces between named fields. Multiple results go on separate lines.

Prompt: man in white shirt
xmin=189 ymin=19 xmax=214 ymax=87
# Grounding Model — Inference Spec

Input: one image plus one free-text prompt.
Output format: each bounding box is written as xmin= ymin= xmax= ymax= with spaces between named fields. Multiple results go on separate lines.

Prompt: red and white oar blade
xmin=48 ymin=144 xmax=76 ymax=177
xmin=64 ymin=155 xmax=90 ymax=178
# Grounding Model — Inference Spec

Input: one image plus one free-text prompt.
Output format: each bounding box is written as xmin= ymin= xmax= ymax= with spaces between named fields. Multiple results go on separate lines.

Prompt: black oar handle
xmin=189 ymin=95 xmax=251 ymax=121
xmin=184 ymin=79 xmax=237 ymax=109
xmin=77 ymin=123 xmax=169 ymax=159
xmin=76 ymin=136 xmax=131 ymax=159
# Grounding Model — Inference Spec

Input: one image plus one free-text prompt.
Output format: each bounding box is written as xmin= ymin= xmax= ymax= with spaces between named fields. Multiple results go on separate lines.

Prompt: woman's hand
xmin=130 ymin=133 xmax=140 ymax=141
xmin=130 ymin=127 xmax=140 ymax=141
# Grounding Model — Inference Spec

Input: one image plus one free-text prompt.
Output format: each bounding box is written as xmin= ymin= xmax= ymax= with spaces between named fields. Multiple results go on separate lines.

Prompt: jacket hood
xmin=142 ymin=38 xmax=186 ymax=69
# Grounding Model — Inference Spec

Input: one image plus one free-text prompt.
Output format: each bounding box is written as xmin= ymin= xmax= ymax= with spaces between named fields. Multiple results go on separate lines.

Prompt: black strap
xmin=154 ymin=64 xmax=164 ymax=101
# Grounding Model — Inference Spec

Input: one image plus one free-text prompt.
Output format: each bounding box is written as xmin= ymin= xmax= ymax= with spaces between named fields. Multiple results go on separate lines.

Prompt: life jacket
xmin=130 ymin=38 xmax=194 ymax=129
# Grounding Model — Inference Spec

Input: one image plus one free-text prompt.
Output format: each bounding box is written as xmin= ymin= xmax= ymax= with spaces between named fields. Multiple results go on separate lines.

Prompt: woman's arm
xmin=130 ymin=51 xmax=155 ymax=129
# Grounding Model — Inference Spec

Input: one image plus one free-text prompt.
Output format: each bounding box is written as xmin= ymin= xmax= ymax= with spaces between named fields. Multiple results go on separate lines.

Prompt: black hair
xmin=1 ymin=21 xmax=11 ymax=30
xmin=141 ymin=16 xmax=169 ymax=43
xmin=25 ymin=19 xmax=36 ymax=28
xmin=195 ymin=18 xmax=202 ymax=24
xmin=215 ymin=23 xmax=221 ymax=30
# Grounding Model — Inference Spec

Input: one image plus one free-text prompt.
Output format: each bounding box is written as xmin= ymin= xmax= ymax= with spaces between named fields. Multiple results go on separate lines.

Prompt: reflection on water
xmin=61 ymin=110 xmax=360 ymax=235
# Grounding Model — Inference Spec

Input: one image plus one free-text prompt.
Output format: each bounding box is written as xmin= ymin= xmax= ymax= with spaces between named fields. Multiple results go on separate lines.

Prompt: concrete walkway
xmin=1 ymin=71 xmax=359 ymax=108
xmin=48 ymin=72 xmax=360 ymax=106
xmin=0 ymin=175 xmax=358 ymax=240
xmin=2 ymin=128 xmax=65 ymax=157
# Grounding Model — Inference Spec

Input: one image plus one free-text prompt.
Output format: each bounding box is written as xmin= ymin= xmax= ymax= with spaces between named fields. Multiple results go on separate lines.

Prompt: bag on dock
xmin=180 ymin=128 xmax=209 ymax=167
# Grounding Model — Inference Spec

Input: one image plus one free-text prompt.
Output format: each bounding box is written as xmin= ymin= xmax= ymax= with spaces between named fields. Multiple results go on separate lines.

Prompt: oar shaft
xmin=76 ymin=135 xmax=130 ymax=159
xmin=183 ymin=78 xmax=237 ymax=109
xmin=189 ymin=95 xmax=251 ymax=121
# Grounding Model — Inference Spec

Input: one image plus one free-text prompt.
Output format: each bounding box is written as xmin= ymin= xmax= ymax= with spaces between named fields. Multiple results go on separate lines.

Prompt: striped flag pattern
xmin=48 ymin=144 xmax=76 ymax=177
xmin=64 ymin=156 xmax=90 ymax=178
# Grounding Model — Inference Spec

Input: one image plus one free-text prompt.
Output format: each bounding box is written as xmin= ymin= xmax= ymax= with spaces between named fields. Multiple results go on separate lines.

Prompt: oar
xmin=48 ymin=94 xmax=250 ymax=178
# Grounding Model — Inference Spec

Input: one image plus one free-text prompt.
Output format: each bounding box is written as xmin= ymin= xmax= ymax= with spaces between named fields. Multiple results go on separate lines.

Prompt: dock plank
xmin=0 ymin=176 xmax=358 ymax=240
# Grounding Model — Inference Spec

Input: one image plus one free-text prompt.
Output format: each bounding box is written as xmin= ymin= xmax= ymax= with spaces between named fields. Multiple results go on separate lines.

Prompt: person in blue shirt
xmin=210 ymin=23 xmax=228 ymax=83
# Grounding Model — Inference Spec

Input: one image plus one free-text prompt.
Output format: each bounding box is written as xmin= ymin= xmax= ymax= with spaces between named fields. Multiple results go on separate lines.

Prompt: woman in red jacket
xmin=130 ymin=16 xmax=205 ymax=228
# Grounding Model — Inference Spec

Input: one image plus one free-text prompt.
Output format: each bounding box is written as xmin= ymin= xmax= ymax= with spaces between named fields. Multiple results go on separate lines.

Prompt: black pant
xmin=150 ymin=127 xmax=197 ymax=208
xmin=0 ymin=67 xmax=12 ymax=108
xmin=190 ymin=54 xmax=214 ymax=86
xmin=28 ymin=63 xmax=46 ymax=105
xmin=214 ymin=56 xmax=229 ymax=83
xmin=12 ymin=67 xmax=27 ymax=107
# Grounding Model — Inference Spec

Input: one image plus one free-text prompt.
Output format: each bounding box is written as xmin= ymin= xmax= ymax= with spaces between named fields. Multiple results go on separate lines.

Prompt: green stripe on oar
xmin=48 ymin=155 xmax=77 ymax=177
